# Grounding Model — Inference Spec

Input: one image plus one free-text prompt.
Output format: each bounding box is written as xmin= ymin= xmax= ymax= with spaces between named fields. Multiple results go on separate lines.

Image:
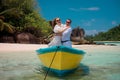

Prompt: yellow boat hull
xmin=36 ymin=46 xmax=85 ymax=76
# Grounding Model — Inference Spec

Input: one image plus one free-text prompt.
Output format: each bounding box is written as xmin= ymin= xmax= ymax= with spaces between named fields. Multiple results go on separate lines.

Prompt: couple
xmin=48 ymin=18 xmax=72 ymax=48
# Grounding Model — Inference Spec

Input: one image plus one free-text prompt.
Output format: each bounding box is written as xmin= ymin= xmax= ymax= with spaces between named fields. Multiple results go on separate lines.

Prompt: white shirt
xmin=61 ymin=25 xmax=72 ymax=47
xmin=62 ymin=25 xmax=72 ymax=41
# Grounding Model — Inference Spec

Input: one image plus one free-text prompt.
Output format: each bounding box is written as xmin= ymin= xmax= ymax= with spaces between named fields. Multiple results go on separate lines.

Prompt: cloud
xmin=85 ymin=29 xmax=106 ymax=35
xmin=91 ymin=19 xmax=95 ymax=22
xmin=69 ymin=7 xmax=100 ymax=11
xmin=80 ymin=7 xmax=100 ymax=11
xmin=69 ymin=8 xmax=80 ymax=11
xmin=81 ymin=19 xmax=96 ymax=27
xmin=83 ymin=22 xmax=92 ymax=27
xmin=111 ymin=21 xmax=117 ymax=25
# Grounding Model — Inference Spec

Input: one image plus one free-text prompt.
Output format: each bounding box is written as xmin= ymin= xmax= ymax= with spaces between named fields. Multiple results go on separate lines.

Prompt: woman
xmin=48 ymin=18 xmax=68 ymax=47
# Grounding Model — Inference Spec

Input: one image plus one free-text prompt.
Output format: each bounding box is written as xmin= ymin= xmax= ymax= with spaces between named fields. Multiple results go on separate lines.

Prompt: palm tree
xmin=0 ymin=18 xmax=14 ymax=34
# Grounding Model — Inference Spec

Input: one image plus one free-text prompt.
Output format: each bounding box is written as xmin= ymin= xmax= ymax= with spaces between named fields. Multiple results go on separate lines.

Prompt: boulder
xmin=16 ymin=32 xmax=38 ymax=44
xmin=0 ymin=36 xmax=15 ymax=43
xmin=71 ymin=27 xmax=85 ymax=42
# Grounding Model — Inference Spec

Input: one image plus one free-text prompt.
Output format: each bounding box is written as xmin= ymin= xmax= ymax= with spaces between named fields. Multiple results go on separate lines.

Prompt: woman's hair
xmin=52 ymin=17 xmax=60 ymax=28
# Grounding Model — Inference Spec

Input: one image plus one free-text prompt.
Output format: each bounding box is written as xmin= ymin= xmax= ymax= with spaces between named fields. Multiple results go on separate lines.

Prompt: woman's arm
xmin=54 ymin=25 xmax=68 ymax=33
xmin=59 ymin=27 xmax=68 ymax=33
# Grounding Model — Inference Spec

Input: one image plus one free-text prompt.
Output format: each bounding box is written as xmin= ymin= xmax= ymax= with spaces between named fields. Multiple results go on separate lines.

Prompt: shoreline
xmin=0 ymin=43 xmax=119 ymax=52
xmin=94 ymin=41 xmax=120 ymax=42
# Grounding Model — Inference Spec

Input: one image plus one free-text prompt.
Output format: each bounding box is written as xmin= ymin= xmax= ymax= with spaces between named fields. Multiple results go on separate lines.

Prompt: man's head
xmin=66 ymin=19 xmax=72 ymax=26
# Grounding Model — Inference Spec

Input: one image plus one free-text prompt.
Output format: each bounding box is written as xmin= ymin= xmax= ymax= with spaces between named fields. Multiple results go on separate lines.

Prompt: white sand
xmin=0 ymin=43 xmax=116 ymax=52
xmin=0 ymin=43 xmax=48 ymax=52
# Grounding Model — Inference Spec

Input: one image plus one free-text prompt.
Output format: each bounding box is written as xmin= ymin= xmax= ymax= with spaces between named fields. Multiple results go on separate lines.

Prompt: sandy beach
xmin=0 ymin=43 xmax=120 ymax=80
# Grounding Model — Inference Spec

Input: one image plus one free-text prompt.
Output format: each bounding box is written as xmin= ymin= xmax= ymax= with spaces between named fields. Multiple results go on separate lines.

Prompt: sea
xmin=0 ymin=42 xmax=120 ymax=80
xmin=94 ymin=41 xmax=120 ymax=46
xmin=34 ymin=42 xmax=120 ymax=80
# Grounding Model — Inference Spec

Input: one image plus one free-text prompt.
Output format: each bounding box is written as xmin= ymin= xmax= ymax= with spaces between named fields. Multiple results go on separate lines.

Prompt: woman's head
xmin=55 ymin=18 xmax=61 ymax=24
xmin=53 ymin=17 xmax=61 ymax=26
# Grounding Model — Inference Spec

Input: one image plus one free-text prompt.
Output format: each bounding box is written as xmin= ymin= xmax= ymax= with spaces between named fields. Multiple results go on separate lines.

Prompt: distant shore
xmin=94 ymin=41 xmax=120 ymax=42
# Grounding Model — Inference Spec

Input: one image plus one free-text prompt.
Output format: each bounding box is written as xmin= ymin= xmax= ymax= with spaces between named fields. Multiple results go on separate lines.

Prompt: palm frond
xmin=3 ymin=23 xmax=14 ymax=33
xmin=0 ymin=19 xmax=4 ymax=31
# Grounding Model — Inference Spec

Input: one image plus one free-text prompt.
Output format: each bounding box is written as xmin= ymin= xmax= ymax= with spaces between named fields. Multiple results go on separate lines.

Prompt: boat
xmin=36 ymin=46 xmax=85 ymax=76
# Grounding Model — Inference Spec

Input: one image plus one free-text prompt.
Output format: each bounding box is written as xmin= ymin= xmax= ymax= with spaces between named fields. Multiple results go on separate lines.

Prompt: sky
xmin=37 ymin=0 xmax=120 ymax=35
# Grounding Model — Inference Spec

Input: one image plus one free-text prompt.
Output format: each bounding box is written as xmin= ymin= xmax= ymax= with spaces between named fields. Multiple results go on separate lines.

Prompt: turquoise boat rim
xmin=36 ymin=46 xmax=86 ymax=55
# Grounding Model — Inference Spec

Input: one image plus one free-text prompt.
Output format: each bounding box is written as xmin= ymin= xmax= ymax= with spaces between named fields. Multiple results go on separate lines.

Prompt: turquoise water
xmin=104 ymin=42 xmax=120 ymax=46
xmin=95 ymin=41 xmax=120 ymax=46
xmin=34 ymin=45 xmax=120 ymax=80
xmin=0 ymin=44 xmax=120 ymax=80
xmin=80 ymin=45 xmax=120 ymax=80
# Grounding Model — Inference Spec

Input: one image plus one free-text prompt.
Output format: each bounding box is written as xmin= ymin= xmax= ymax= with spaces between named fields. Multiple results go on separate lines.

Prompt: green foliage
xmin=24 ymin=10 xmax=52 ymax=37
xmin=0 ymin=0 xmax=52 ymax=37
xmin=23 ymin=26 xmax=42 ymax=37
xmin=84 ymin=35 xmax=94 ymax=41
xmin=85 ymin=24 xmax=120 ymax=41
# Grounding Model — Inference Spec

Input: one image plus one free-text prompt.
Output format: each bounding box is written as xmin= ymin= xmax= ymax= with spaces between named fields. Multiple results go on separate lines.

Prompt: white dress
xmin=48 ymin=24 xmax=63 ymax=47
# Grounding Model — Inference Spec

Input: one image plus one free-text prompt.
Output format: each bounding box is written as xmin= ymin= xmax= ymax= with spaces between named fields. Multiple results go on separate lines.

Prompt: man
xmin=61 ymin=19 xmax=72 ymax=47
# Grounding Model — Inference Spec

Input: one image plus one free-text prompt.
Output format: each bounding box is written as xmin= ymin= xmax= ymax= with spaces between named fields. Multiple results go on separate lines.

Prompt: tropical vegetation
xmin=0 ymin=0 xmax=52 ymax=38
xmin=85 ymin=24 xmax=120 ymax=41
